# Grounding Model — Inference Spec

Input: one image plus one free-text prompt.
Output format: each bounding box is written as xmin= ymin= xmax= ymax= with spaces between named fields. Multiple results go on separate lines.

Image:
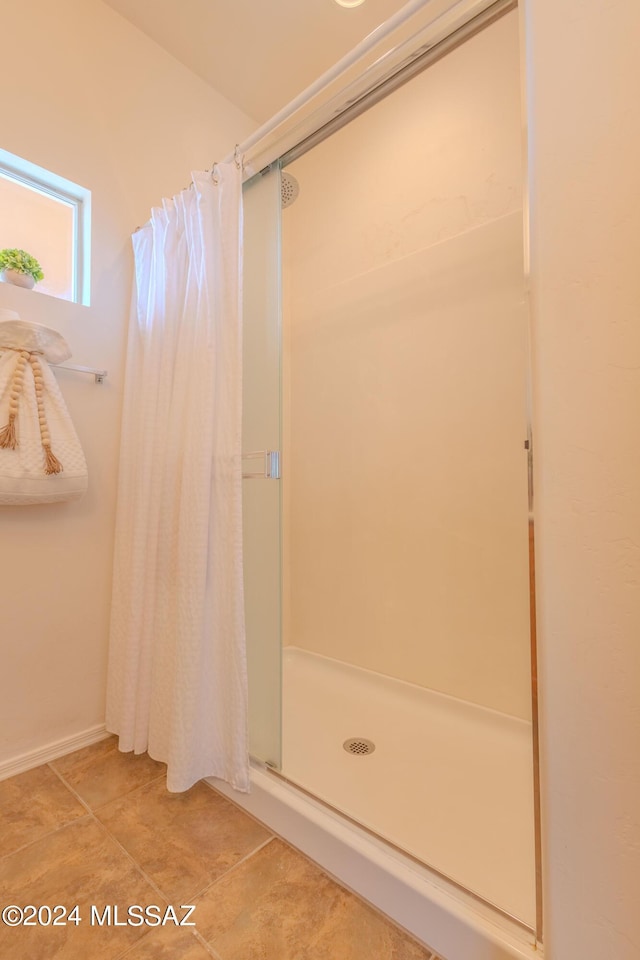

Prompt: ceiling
xmin=103 ymin=0 xmax=408 ymax=123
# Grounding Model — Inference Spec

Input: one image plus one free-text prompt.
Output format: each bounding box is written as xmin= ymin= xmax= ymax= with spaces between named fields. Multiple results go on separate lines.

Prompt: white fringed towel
xmin=0 ymin=316 xmax=88 ymax=505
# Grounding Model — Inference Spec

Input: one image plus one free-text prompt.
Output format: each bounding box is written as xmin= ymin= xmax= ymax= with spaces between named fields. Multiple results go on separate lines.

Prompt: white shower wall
xmin=281 ymin=10 xmax=531 ymax=720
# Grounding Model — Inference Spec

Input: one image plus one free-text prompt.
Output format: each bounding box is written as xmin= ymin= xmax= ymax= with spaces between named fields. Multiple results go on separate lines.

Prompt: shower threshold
xmin=209 ymin=647 xmax=538 ymax=960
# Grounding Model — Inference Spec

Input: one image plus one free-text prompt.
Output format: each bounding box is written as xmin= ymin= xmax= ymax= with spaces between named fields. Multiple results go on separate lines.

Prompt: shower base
xmin=281 ymin=646 xmax=536 ymax=928
xmin=210 ymin=646 xmax=539 ymax=960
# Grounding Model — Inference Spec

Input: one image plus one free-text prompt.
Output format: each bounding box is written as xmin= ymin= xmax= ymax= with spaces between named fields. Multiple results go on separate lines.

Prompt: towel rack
xmin=51 ymin=362 xmax=108 ymax=384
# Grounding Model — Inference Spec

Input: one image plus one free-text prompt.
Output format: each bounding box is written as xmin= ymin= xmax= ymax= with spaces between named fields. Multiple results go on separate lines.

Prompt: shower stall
xmin=217 ymin=4 xmax=539 ymax=957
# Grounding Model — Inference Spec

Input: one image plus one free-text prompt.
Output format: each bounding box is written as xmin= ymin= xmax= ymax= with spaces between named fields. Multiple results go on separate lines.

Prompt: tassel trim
xmin=0 ymin=350 xmax=28 ymax=450
xmin=43 ymin=443 xmax=63 ymax=476
xmin=0 ymin=416 xmax=17 ymax=449
xmin=29 ymin=354 xmax=64 ymax=476
xmin=0 ymin=349 xmax=65 ymax=476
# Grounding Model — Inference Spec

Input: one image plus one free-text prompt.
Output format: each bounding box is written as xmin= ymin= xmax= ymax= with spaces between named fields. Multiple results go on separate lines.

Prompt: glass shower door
xmin=242 ymin=165 xmax=282 ymax=770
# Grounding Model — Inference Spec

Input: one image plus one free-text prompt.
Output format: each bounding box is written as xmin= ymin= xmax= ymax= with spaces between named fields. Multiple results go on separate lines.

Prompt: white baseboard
xmin=0 ymin=724 xmax=111 ymax=782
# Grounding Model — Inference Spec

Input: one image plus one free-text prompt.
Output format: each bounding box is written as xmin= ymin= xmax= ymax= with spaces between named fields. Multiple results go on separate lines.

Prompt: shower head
xmin=281 ymin=172 xmax=300 ymax=208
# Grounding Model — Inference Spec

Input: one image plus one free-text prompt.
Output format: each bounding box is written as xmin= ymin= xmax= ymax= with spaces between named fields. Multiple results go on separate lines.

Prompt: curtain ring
xmin=234 ymin=145 xmax=243 ymax=170
xmin=210 ymin=162 xmax=220 ymax=185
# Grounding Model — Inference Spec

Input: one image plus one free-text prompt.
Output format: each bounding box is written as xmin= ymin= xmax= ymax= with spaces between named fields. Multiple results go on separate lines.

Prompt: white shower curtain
xmin=106 ymin=162 xmax=249 ymax=793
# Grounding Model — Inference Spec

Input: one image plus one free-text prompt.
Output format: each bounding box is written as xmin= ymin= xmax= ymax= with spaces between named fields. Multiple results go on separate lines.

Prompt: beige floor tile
xmin=0 ymin=816 xmax=161 ymax=960
xmin=116 ymin=925 xmax=213 ymax=960
xmin=96 ymin=779 xmax=271 ymax=903
xmin=194 ymin=838 xmax=433 ymax=960
xmin=0 ymin=765 xmax=86 ymax=859
xmin=51 ymin=736 xmax=166 ymax=810
xmin=0 ymin=758 xmax=443 ymax=960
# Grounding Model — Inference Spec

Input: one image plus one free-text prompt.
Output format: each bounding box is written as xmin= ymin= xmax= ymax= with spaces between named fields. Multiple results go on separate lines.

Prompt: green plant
xmin=0 ymin=248 xmax=44 ymax=282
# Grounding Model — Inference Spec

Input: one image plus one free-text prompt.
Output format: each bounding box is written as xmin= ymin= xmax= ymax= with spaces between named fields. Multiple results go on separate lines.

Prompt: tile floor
xmin=0 ymin=737 xmax=442 ymax=960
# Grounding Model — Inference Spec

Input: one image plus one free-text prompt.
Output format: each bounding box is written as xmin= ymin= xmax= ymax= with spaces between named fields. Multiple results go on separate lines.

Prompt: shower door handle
xmin=242 ymin=450 xmax=281 ymax=480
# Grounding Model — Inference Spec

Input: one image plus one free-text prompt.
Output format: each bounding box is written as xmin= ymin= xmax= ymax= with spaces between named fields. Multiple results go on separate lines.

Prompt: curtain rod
xmin=130 ymin=0 xmax=437 ymax=231
xmin=224 ymin=0 xmax=434 ymax=163
xmin=224 ymin=0 xmax=495 ymax=169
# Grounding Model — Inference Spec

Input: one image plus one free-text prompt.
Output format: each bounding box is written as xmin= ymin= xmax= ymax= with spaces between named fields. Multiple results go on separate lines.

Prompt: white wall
xmin=525 ymin=1 xmax=640 ymax=956
xmin=0 ymin=0 xmax=255 ymax=772
xmin=282 ymin=12 xmax=532 ymax=719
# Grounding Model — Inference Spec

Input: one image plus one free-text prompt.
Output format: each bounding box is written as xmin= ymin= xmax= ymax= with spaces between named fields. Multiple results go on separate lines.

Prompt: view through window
xmin=0 ymin=149 xmax=90 ymax=305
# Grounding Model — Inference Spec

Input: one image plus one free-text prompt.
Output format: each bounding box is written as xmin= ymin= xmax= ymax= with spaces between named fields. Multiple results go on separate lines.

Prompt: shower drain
xmin=343 ymin=737 xmax=376 ymax=756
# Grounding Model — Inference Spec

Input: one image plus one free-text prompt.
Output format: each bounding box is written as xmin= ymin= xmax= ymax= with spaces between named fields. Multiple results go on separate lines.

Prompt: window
xmin=0 ymin=148 xmax=91 ymax=305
